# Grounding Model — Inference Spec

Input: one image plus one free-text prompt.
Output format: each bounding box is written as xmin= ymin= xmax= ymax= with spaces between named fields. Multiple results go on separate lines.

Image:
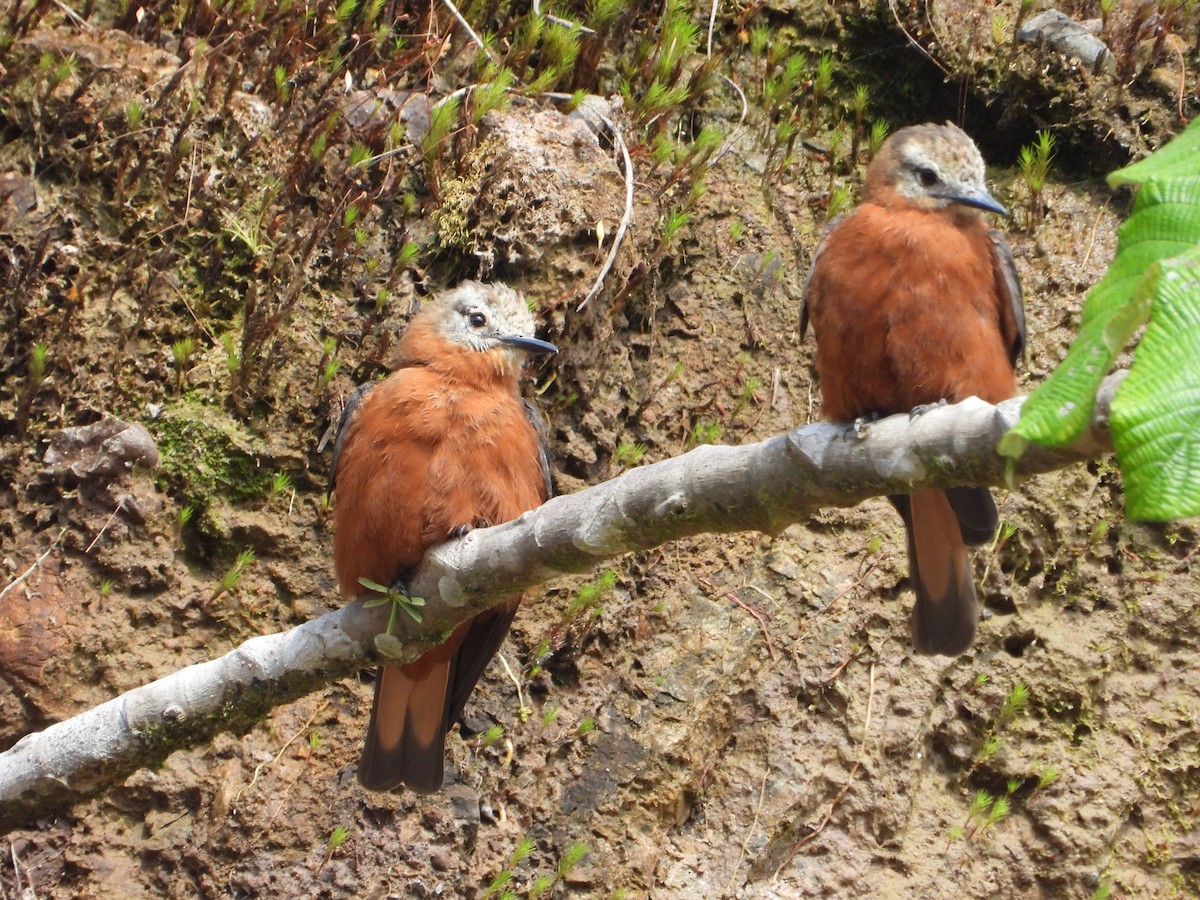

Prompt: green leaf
xmin=1001 ymin=119 xmax=1200 ymax=497
xmin=1110 ymin=249 xmax=1200 ymax=519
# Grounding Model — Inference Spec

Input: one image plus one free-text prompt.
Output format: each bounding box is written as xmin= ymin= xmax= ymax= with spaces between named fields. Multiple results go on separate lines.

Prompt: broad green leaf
xmin=1000 ymin=119 xmax=1200 ymax=485
xmin=1110 ymin=250 xmax=1200 ymax=519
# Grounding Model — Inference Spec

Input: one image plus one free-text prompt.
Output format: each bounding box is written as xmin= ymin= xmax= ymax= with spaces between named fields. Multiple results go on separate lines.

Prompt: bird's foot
xmin=449 ymin=518 xmax=492 ymax=539
xmin=386 ymin=573 xmax=413 ymax=599
xmin=844 ymin=413 xmax=879 ymax=439
xmin=909 ymin=399 xmax=948 ymax=419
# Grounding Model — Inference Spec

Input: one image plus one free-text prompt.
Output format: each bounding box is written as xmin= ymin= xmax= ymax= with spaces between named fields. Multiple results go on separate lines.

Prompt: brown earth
xmin=1 ymin=1 xmax=1198 ymax=898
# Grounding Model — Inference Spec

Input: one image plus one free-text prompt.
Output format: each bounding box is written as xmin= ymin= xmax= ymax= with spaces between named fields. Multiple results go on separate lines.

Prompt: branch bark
xmin=0 ymin=372 xmax=1125 ymax=830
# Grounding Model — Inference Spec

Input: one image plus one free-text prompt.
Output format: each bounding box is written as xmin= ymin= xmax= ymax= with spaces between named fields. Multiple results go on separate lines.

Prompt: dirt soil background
xmin=1 ymin=0 xmax=1198 ymax=897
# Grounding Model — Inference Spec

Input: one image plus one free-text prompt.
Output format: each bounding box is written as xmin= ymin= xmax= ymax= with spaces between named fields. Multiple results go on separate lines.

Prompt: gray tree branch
xmin=0 ymin=372 xmax=1125 ymax=830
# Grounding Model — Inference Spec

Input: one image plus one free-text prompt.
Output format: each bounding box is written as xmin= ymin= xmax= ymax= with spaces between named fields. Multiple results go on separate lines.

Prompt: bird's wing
xmin=327 ymin=380 xmax=378 ymax=496
xmin=989 ymin=229 xmax=1026 ymax=364
xmin=799 ymin=213 xmax=845 ymax=340
xmin=523 ymin=397 xmax=555 ymax=501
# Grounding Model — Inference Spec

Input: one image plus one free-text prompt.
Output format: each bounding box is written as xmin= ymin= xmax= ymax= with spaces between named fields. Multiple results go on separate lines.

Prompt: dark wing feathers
xmin=988 ymin=228 xmax=1026 ymax=364
xmin=799 ymin=213 xmax=844 ymax=341
xmin=327 ymin=381 xmax=378 ymax=496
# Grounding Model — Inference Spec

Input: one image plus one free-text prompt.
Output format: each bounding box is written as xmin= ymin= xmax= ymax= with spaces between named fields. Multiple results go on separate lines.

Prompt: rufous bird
xmin=801 ymin=122 xmax=1025 ymax=656
xmin=329 ymin=281 xmax=556 ymax=792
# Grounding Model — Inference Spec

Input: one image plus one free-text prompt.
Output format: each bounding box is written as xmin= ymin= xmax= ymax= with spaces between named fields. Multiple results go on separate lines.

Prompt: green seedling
xmin=612 ymin=442 xmax=647 ymax=468
xmin=210 ymin=548 xmax=256 ymax=603
xmin=171 ymin=337 xmax=196 ymax=395
xmin=359 ymin=577 xmax=426 ymax=656
xmin=15 ymin=342 xmax=49 ymax=436
xmin=1018 ymin=129 xmax=1054 ymax=232
xmin=316 ymin=336 xmax=339 ymax=391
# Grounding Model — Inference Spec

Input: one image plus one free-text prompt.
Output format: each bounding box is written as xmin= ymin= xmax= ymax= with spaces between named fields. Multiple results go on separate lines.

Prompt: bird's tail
xmin=891 ymin=487 xmax=996 ymax=656
xmin=358 ymin=659 xmax=452 ymax=794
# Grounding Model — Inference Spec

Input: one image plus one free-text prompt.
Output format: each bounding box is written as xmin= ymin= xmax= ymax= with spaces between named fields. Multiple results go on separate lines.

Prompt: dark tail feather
xmin=358 ymin=602 xmax=521 ymax=794
xmin=358 ymin=660 xmax=451 ymax=794
xmin=944 ymin=485 xmax=999 ymax=546
xmin=892 ymin=489 xmax=979 ymax=656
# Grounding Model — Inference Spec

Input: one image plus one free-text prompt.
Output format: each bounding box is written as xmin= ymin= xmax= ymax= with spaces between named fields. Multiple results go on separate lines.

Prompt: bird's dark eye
xmin=918 ymin=167 xmax=938 ymax=187
xmin=468 ymin=311 xmax=487 ymax=328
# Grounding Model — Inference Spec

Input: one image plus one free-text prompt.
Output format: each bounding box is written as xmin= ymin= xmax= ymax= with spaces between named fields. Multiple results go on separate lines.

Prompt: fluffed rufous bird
xmin=801 ymin=122 xmax=1025 ymax=656
xmin=329 ymin=281 xmax=556 ymax=792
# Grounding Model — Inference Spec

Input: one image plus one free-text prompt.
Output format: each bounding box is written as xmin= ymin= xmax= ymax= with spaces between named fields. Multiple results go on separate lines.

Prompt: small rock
xmin=44 ymin=418 xmax=160 ymax=483
xmin=1017 ymin=10 xmax=1116 ymax=75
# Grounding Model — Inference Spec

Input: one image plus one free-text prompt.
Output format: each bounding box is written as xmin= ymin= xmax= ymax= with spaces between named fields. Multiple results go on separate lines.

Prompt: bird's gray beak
xmin=951 ymin=188 xmax=1007 ymax=217
xmin=500 ymin=335 xmax=558 ymax=355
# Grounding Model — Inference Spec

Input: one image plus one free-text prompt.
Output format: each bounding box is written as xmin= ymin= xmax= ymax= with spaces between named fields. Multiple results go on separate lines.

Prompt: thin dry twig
xmin=84 ymin=502 xmax=126 ymax=554
xmin=497 ymin=651 xmax=530 ymax=719
xmin=235 ymin=701 xmax=328 ymax=806
xmin=705 ymin=579 xmax=778 ymax=661
xmin=532 ymin=0 xmax=595 ymax=34
xmin=888 ymin=0 xmax=951 ymax=75
xmin=793 ymin=559 xmax=879 ymax=643
xmin=570 ymin=106 xmax=634 ymax=311
xmin=0 ymin=528 xmax=67 ymax=603
xmin=439 ymin=0 xmax=499 ymax=64
xmin=706 ymin=0 xmax=720 ymax=57
xmin=709 ymin=74 xmax=750 ymax=170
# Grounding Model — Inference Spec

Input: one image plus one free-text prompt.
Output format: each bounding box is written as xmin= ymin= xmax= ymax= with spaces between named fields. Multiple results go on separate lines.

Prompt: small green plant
xmin=470 ymin=68 xmax=514 ymax=122
xmin=1031 ymin=763 xmax=1060 ymax=798
xmin=810 ymin=52 xmax=835 ymax=129
xmin=210 ymin=548 xmax=256 ymax=603
xmin=421 ymin=96 xmax=461 ymax=197
xmin=480 ymin=724 xmax=505 ymax=748
xmin=688 ymin=420 xmax=722 ymax=448
xmin=996 ymin=680 xmax=1030 ymax=727
xmin=326 ymin=824 xmax=350 ymax=854
xmin=554 ymin=842 xmax=588 ymax=887
xmin=850 ymin=84 xmax=869 ymax=160
xmin=273 ymin=65 xmax=291 ymax=102
xmin=567 ymin=569 xmax=617 ymax=621
xmin=178 ymin=504 xmax=194 ymax=531
xmin=359 ymin=577 xmax=426 ymax=656
xmin=970 ymin=680 xmax=1030 ymax=772
xmin=221 ymin=332 xmax=241 ymax=379
xmin=15 ymin=342 xmax=49 ymax=436
xmin=660 ymin=208 xmax=691 ymax=246
xmin=99 ymin=578 xmax=114 ymax=597
xmin=171 ymin=337 xmax=196 ymax=395
xmin=948 ymin=789 xmax=1010 ymax=845
xmin=267 ymin=471 xmax=292 ymax=502
xmin=397 ymin=241 xmax=420 ymax=270
xmin=483 ymin=836 xmax=536 ymax=899
xmin=827 ymin=184 xmax=852 ymax=220
xmin=991 ymin=12 xmax=1007 ymax=46
xmin=868 ymin=120 xmax=889 ymax=158
xmin=542 ymin=706 xmax=558 ymax=727
xmin=577 ymin=717 xmax=595 ymax=735
xmin=1018 ymin=130 xmax=1055 ymax=232
xmin=731 ymin=376 xmax=762 ymax=421
xmin=316 ymin=336 xmax=339 ymax=391
xmin=612 ymin=442 xmax=647 ymax=468
xmin=126 ymin=98 xmax=145 ymax=129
